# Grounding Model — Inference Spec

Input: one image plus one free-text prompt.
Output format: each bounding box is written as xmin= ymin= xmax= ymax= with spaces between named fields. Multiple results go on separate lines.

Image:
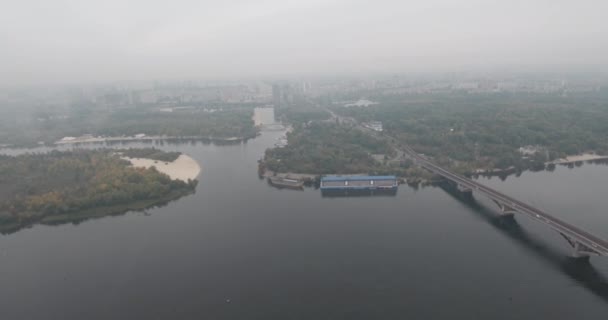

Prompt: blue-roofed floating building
xmin=320 ymin=175 xmax=398 ymax=190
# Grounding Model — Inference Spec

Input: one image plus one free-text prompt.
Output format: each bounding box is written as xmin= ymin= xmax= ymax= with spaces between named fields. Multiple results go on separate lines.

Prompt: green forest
xmin=0 ymin=107 xmax=258 ymax=147
xmin=0 ymin=149 xmax=197 ymax=233
xmin=331 ymin=92 xmax=608 ymax=173
xmin=276 ymin=107 xmax=331 ymax=125
xmin=263 ymin=123 xmax=403 ymax=175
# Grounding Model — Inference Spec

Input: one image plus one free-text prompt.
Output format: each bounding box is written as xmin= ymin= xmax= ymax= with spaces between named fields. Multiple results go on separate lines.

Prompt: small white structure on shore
xmin=275 ymin=136 xmax=288 ymax=148
xmin=344 ymin=99 xmax=378 ymax=107
xmin=518 ymin=145 xmax=544 ymax=155
xmin=363 ymin=121 xmax=383 ymax=132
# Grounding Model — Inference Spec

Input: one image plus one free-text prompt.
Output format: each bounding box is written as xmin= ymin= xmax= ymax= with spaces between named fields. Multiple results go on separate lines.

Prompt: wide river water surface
xmin=1 ymin=131 xmax=608 ymax=319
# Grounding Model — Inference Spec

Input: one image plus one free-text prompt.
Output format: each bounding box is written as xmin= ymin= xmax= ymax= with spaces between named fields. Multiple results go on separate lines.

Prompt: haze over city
xmin=2 ymin=0 xmax=608 ymax=85
xmin=3 ymin=1 xmax=608 ymax=319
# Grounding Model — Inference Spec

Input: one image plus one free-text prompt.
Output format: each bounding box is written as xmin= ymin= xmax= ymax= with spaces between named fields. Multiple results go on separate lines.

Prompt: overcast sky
xmin=2 ymin=0 xmax=608 ymax=85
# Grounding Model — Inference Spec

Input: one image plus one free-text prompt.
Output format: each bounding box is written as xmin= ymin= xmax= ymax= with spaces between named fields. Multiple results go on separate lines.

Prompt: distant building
xmin=139 ymin=91 xmax=158 ymax=104
xmin=320 ymin=175 xmax=398 ymax=190
xmin=363 ymin=121 xmax=383 ymax=132
xmin=253 ymin=107 xmax=276 ymax=126
xmin=272 ymin=83 xmax=294 ymax=107
xmin=272 ymin=84 xmax=283 ymax=107
xmin=344 ymin=99 xmax=378 ymax=107
xmin=518 ymin=145 xmax=546 ymax=156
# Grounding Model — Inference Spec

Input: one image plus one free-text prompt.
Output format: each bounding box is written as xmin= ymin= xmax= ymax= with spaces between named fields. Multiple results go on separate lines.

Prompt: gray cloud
xmin=2 ymin=0 xmax=608 ymax=85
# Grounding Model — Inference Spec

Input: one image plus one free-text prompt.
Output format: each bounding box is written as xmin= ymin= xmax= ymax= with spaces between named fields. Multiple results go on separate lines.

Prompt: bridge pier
xmin=437 ymin=179 xmax=472 ymax=198
xmin=457 ymin=184 xmax=472 ymax=195
xmin=405 ymin=145 xmax=608 ymax=257
xmin=492 ymin=200 xmax=517 ymax=216
xmin=560 ymin=233 xmax=595 ymax=259
xmin=572 ymin=243 xmax=592 ymax=259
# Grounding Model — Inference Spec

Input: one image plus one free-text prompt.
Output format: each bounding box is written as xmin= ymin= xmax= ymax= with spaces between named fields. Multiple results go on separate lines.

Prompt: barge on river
xmin=320 ymin=175 xmax=398 ymax=190
xmin=268 ymin=176 xmax=304 ymax=189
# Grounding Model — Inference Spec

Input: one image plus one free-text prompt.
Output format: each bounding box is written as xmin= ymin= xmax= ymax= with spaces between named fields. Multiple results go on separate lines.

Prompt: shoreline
xmin=0 ymin=188 xmax=194 ymax=235
xmin=123 ymin=154 xmax=201 ymax=182
xmin=261 ymin=170 xmax=318 ymax=181
xmin=259 ymin=153 xmax=608 ymax=188
xmin=548 ymin=153 xmax=608 ymax=165
xmin=56 ymin=135 xmax=249 ymax=146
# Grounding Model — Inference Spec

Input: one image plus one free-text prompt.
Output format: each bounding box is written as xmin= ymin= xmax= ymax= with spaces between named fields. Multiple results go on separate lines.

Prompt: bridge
xmin=402 ymin=145 xmax=608 ymax=258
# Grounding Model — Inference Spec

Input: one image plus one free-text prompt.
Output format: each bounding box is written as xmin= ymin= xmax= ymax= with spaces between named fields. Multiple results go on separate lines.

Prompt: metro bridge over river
xmin=402 ymin=145 xmax=608 ymax=258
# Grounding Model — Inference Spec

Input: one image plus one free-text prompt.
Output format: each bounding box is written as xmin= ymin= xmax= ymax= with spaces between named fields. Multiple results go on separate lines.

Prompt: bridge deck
xmin=403 ymin=145 xmax=608 ymax=256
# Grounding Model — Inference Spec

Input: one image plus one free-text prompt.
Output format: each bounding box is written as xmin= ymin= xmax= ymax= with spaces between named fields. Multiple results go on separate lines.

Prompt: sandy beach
xmin=123 ymin=154 xmax=201 ymax=181
xmin=549 ymin=153 xmax=608 ymax=164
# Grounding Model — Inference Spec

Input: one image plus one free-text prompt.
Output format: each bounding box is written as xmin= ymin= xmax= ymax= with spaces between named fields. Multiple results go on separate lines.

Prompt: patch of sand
xmin=551 ymin=153 xmax=608 ymax=164
xmin=123 ymin=154 xmax=201 ymax=181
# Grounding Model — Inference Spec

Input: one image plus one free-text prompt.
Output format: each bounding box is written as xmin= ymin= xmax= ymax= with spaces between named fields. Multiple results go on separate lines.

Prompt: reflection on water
xmin=2 ymin=131 xmax=608 ymax=319
xmin=439 ymin=182 xmax=608 ymax=302
xmin=321 ymin=188 xmax=398 ymax=198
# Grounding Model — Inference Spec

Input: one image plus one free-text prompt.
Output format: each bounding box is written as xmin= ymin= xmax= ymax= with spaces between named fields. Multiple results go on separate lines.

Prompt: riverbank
xmin=549 ymin=153 xmax=608 ymax=164
xmin=123 ymin=154 xmax=201 ymax=181
xmin=55 ymin=134 xmax=252 ymax=146
xmin=259 ymin=168 xmax=433 ymax=187
xmin=261 ymin=170 xmax=318 ymax=181
xmin=0 ymin=149 xmax=198 ymax=235
xmin=0 ymin=189 xmax=194 ymax=234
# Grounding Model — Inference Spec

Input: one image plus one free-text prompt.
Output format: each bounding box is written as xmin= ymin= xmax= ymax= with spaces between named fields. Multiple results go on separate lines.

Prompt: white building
xmin=363 ymin=121 xmax=383 ymax=132
xmin=253 ymin=107 xmax=276 ymax=126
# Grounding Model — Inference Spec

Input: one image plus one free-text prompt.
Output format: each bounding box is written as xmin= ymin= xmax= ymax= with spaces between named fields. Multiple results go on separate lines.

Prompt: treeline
xmin=0 ymin=107 xmax=258 ymax=147
xmin=0 ymin=149 xmax=197 ymax=232
xmin=120 ymin=148 xmax=181 ymax=162
xmin=263 ymin=123 xmax=402 ymax=174
xmin=331 ymin=92 xmax=608 ymax=172
xmin=95 ymin=109 xmax=258 ymax=139
xmin=276 ymin=107 xmax=331 ymax=125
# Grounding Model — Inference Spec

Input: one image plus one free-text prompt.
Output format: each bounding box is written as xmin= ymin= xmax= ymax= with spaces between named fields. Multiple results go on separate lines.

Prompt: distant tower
xmin=282 ymin=84 xmax=293 ymax=105
xmin=272 ymin=84 xmax=283 ymax=107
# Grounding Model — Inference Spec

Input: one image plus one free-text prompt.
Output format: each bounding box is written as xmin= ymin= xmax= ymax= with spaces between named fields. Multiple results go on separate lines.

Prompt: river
xmin=1 ymin=131 xmax=607 ymax=319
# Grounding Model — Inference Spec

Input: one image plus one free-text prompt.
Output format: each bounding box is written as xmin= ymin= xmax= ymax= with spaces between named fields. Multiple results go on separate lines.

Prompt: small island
xmin=0 ymin=148 xmax=200 ymax=234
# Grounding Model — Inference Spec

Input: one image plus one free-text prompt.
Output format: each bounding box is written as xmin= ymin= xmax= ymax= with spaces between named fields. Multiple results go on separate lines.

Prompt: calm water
xmin=1 ymin=133 xmax=608 ymax=319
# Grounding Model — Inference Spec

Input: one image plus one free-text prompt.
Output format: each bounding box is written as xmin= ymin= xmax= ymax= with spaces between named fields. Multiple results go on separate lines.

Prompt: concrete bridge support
xmin=404 ymin=144 xmax=608 ymax=257
xmin=457 ymin=184 xmax=473 ymax=195
xmin=491 ymin=200 xmax=517 ymax=217
xmin=560 ymin=233 xmax=594 ymax=259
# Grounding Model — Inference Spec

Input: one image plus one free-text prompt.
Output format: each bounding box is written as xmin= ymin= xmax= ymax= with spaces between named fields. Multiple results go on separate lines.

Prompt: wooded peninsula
xmin=0 ymin=149 xmax=198 ymax=233
xmin=0 ymin=106 xmax=259 ymax=147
